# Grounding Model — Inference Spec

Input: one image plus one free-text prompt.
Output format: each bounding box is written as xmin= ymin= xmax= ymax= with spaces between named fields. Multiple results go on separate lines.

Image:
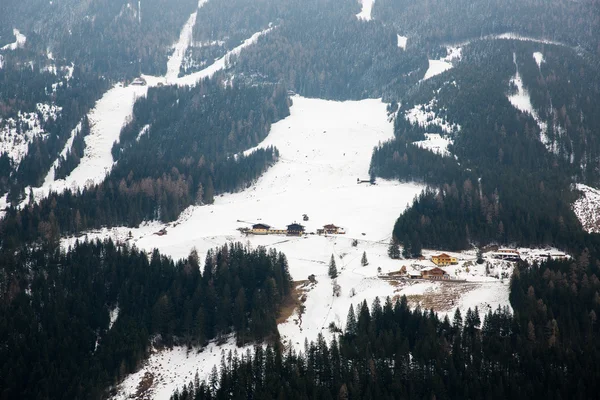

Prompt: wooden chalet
xmin=287 ymin=223 xmax=305 ymax=236
xmin=431 ymin=253 xmax=458 ymax=266
xmin=251 ymin=223 xmax=271 ymax=235
xmin=421 ymin=267 xmax=449 ymax=280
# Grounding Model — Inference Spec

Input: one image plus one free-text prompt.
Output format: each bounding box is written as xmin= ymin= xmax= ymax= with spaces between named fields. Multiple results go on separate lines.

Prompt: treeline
xmin=175 ymin=248 xmax=600 ymax=400
xmin=371 ymin=41 xmax=585 ymax=251
xmin=0 ymin=79 xmax=288 ymax=247
xmin=0 ymin=240 xmax=292 ymax=400
xmin=373 ymin=0 xmax=600 ymax=56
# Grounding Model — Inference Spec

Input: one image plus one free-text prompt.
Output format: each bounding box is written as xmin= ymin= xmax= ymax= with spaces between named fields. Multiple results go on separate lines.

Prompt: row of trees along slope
xmin=371 ymin=40 xmax=596 ymax=252
xmin=176 ymin=245 xmax=600 ymax=400
xmin=0 ymin=240 xmax=292 ymax=400
xmin=373 ymin=0 xmax=600 ymax=56
xmin=0 ymin=76 xmax=290 ymax=249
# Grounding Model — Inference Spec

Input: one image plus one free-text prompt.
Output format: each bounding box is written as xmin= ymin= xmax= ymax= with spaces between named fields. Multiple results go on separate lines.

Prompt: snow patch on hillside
xmin=112 ymin=338 xmax=249 ymax=400
xmin=397 ymin=35 xmax=407 ymax=50
xmin=573 ymin=183 xmax=600 ymax=233
xmin=423 ymin=46 xmax=462 ymax=81
xmin=165 ymin=0 xmax=210 ymax=82
xmin=356 ymin=0 xmax=375 ymax=21
xmin=533 ymin=52 xmax=544 ymax=69
xmin=413 ymin=133 xmax=453 ymax=157
xmin=52 ymin=83 xmax=148 ymax=192
xmin=109 ymin=306 xmax=120 ymax=330
xmin=405 ymin=99 xmax=461 ymax=134
xmin=507 ymin=53 xmax=555 ymax=153
xmin=1 ymin=29 xmax=27 ymax=51
xmin=489 ymin=32 xmax=564 ymax=47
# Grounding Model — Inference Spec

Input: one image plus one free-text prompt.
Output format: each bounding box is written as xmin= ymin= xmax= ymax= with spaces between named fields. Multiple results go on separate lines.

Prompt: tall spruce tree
xmin=328 ymin=254 xmax=338 ymax=279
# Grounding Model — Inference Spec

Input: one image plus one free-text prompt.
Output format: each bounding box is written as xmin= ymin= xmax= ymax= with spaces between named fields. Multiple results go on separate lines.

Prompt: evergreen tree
xmin=388 ymin=237 xmax=401 ymax=259
xmin=360 ymin=251 xmax=368 ymax=266
xmin=328 ymin=254 xmax=338 ymax=279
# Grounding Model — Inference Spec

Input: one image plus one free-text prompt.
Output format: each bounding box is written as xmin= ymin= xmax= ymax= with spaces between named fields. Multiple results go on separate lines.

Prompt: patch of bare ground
xmin=392 ymin=280 xmax=481 ymax=313
xmin=277 ymin=280 xmax=310 ymax=324
xmin=133 ymin=371 xmax=154 ymax=400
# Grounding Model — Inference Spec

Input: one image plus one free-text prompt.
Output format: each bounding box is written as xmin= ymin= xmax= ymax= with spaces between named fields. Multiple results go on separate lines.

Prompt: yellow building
xmin=431 ymin=253 xmax=458 ymax=266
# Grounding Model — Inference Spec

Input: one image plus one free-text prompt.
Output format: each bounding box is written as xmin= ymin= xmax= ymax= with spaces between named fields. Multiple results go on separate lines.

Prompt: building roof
xmin=422 ymin=267 xmax=447 ymax=274
xmin=323 ymin=224 xmax=338 ymax=229
xmin=287 ymin=223 xmax=304 ymax=229
xmin=433 ymin=253 xmax=452 ymax=258
xmin=252 ymin=223 xmax=271 ymax=229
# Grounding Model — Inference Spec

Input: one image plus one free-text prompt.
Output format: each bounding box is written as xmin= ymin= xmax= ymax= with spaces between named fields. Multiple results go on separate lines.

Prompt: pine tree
xmin=361 ymin=251 xmax=368 ymax=266
xmin=328 ymin=254 xmax=338 ymax=279
xmin=345 ymin=304 xmax=357 ymax=335
xmin=388 ymin=237 xmax=401 ymax=259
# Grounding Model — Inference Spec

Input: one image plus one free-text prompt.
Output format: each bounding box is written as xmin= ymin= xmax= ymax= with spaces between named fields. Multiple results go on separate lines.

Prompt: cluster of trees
xmin=0 ymin=59 xmax=109 ymax=202
xmin=53 ymin=116 xmax=90 ymax=180
xmin=1 ymin=0 xmax=200 ymax=79
xmin=373 ymin=0 xmax=600 ymax=56
xmin=0 ymin=78 xmax=289 ymax=248
xmin=174 ymin=247 xmax=600 ymax=399
xmin=0 ymin=240 xmax=292 ymax=400
xmin=371 ymin=41 xmax=586 ymax=251
xmin=230 ymin=0 xmax=426 ymax=100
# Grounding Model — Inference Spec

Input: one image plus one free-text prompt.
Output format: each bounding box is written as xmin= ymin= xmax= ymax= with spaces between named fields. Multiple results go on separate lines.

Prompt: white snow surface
xmin=533 ymin=52 xmax=544 ymax=69
xmin=423 ymin=46 xmax=462 ymax=81
xmin=54 ymin=83 xmax=149 ymax=192
xmin=413 ymin=133 xmax=453 ymax=157
xmin=397 ymin=35 xmax=407 ymax=50
xmin=356 ymin=0 xmax=375 ymax=21
xmin=573 ymin=183 xmax=600 ymax=233
xmin=1 ymin=29 xmax=27 ymax=51
xmin=109 ymin=306 xmax=120 ymax=330
xmin=112 ymin=337 xmax=250 ymax=400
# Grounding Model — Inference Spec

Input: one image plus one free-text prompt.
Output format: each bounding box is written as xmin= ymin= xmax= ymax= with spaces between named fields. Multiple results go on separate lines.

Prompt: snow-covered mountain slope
xmin=24 ymin=16 xmax=269 ymax=204
xmin=65 ymin=96 xmax=424 ymax=260
xmin=573 ymin=184 xmax=600 ymax=233
xmin=68 ymin=95 xmax=521 ymax=400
